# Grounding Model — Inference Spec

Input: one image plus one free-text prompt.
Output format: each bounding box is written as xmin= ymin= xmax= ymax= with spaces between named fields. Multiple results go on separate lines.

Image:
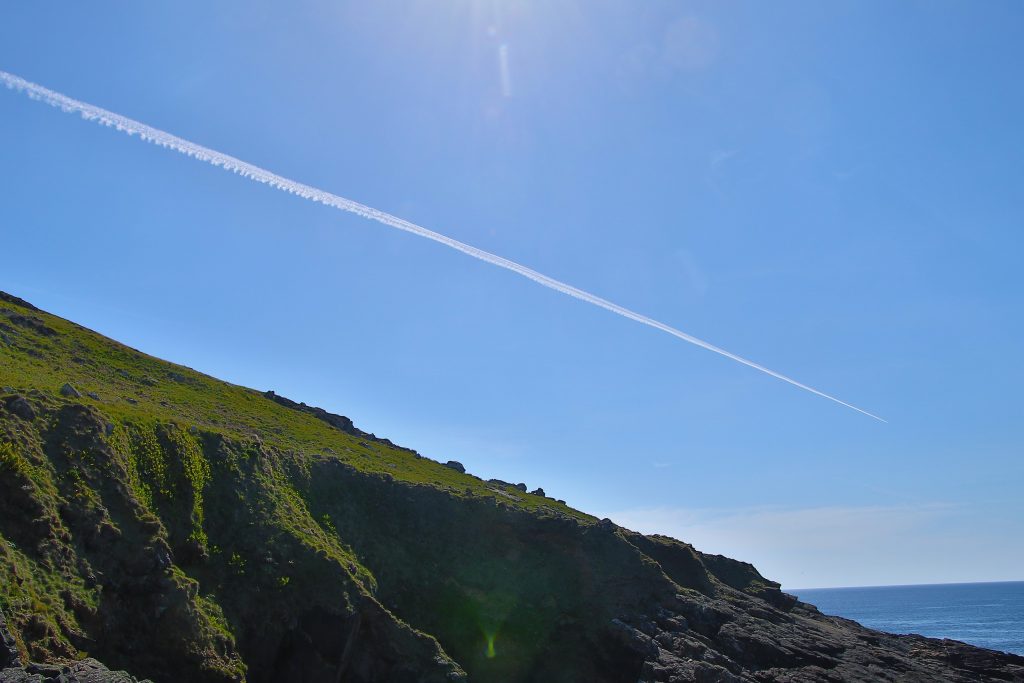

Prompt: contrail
xmin=0 ymin=69 xmax=884 ymax=421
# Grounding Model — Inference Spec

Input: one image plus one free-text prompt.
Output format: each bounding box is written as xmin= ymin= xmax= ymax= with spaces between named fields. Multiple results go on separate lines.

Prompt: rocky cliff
xmin=1 ymin=290 xmax=1022 ymax=682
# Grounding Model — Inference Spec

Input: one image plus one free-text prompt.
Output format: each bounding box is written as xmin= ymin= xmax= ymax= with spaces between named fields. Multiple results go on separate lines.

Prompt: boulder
xmin=530 ymin=488 xmax=546 ymax=497
xmin=59 ymin=383 xmax=81 ymax=398
xmin=0 ymin=658 xmax=152 ymax=682
xmin=0 ymin=609 xmax=19 ymax=669
xmin=443 ymin=461 xmax=466 ymax=474
xmin=5 ymin=313 xmax=56 ymax=337
xmin=5 ymin=396 xmax=35 ymax=421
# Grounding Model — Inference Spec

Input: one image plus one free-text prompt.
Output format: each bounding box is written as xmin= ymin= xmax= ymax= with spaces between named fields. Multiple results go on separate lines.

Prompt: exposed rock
xmin=0 ymin=292 xmax=39 ymax=311
xmin=59 ymin=384 xmax=81 ymax=398
xmin=530 ymin=487 xmax=546 ymax=497
xmin=4 ymin=396 xmax=35 ymax=421
xmin=3 ymin=312 xmax=56 ymax=337
xmin=1 ymin=387 xmax=14 ymax=394
xmin=618 ymin=594 xmax=1024 ymax=682
xmin=486 ymin=486 xmax=522 ymax=502
xmin=0 ymin=657 xmax=152 ymax=682
xmin=0 ymin=609 xmax=20 ymax=669
xmin=514 ymin=482 xmax=527 ymax=492
xmin=443 ymin=461 xmax=465 ymax=474
xmin=262 ymin=390 xmax=420 ymax=456
xmin=85 ymin=392 xmax=100 ymax=401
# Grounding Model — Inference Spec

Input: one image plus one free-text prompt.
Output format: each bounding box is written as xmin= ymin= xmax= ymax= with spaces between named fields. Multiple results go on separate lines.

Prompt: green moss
xmin=168 ymin=427 xmax=211 ymax=545
xmin=107 ymin=423 xmax=155 ymax=509
xmin=66 ymin=467 xmax=103 ymax=510
xmin=0 ymin=441 xmax=29 ymax=476
xmin=228 ymin=552 xmax=246 ymax=576
xmin=132 ymin=423 xmax=170 ymax=500
xmin=318 ymin=513 xmax=337 ymax=536
xmin=0 ymin=532 xmax=97 ymax=662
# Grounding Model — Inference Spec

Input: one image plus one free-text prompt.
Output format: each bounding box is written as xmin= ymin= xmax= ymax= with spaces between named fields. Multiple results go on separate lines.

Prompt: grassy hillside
xmin=7 ymin=290 xmax=1018 ymax=683
xmin=0 ymin=290 xmax=665 ymax=682
xmin=0 ymin=291 xmax=578 ymax=517
xmin=0 ymin=290 xmax=776 ymax=682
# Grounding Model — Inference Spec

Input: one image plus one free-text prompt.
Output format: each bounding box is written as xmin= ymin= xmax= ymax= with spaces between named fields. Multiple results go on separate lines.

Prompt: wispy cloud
xmin=0 ymin=69 xmax=882 ymax=421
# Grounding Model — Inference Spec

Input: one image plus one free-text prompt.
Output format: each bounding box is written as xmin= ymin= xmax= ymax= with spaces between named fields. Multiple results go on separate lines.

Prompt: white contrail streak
xmin=0 ymin=69 xmax=884 ymax=421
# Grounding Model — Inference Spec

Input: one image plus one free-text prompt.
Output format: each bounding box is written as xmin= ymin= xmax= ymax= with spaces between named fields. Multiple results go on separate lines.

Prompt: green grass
xmin=0 ymin=294 xmax=586 ymax=521
xmin=0 ymin=291 xmax=617 ymax=681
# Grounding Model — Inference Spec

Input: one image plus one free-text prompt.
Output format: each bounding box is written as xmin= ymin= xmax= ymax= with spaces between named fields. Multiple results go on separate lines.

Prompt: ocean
xmin=792 ymin=581 xmax=1024 ymax=656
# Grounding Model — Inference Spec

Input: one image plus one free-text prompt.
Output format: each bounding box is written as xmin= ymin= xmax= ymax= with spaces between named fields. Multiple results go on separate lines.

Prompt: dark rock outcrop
xmin=618 ymin=598 xmax=1024 ymax=682
xmin=1 ymin=310 xmax=56 ymax=338
xmin=0 ymin=293 xmax=39 ymax=312
xmin=262 ymin=391 xmax=418 ymax=456
xmin=0 ymin=658 xmax=150 ymax=683
xmin=1 ymin=611 xmax=19 ymax=670
xmin=1 ymin=610 xmax=148 ymax=683
xmin=4 ymin=396 xmax=35 ymax=422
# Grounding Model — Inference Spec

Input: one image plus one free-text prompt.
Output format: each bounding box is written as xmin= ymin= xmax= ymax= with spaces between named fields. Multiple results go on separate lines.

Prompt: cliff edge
xmin=1 ymin=291 xmax=1021 ymax=682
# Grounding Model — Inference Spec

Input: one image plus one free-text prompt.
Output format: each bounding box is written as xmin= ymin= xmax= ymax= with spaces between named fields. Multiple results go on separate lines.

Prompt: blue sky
xmin=1 ymin=1 xmax=1022 ymax=589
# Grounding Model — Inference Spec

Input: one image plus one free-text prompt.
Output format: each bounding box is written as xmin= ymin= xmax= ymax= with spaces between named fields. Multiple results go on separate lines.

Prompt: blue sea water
xmin=792 ymin=581 xmax=1024 ymax=656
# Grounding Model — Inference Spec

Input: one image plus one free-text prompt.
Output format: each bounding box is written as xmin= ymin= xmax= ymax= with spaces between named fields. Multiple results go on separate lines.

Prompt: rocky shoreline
xmin=1 ymin=609 xmax=146 ymax=683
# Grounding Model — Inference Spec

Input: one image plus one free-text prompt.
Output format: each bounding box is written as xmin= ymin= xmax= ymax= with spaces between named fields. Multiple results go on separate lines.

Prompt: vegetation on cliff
xmin=2 ymin=290 xmax=1022 ymax=683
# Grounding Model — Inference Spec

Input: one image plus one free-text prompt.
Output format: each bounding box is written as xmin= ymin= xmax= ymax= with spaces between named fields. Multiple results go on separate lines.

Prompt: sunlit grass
xmin=0 ymin=293 xmax=588 ymax=520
